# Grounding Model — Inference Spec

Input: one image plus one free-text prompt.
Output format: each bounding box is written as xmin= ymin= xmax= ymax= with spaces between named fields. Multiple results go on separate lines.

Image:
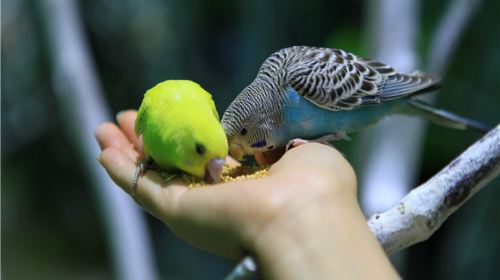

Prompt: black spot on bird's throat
xmin=251 ymin=139 xmax=267 ymax=148
xmin=240 ymin=128 xmax=247 ymax=136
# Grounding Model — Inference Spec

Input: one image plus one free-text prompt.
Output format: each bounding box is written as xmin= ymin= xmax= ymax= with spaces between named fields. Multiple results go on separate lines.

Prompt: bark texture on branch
xmin=225 ymin=125 xmax=500 ymax=280
xmin=368 ymin=125 xmax=500 ymax=254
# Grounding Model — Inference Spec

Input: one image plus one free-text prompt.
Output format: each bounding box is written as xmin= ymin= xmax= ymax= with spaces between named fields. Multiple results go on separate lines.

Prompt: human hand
xmin=95 ymin=110 xmax=397 ymax=279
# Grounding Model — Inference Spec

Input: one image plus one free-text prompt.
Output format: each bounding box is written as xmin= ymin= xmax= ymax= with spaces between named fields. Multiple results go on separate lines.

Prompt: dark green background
xmin=2 ymin=0 xmax=499 ymax=279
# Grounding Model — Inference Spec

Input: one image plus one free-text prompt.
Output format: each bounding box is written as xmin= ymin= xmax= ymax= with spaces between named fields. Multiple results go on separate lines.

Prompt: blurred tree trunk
xmin=360 ymin=0 xmax=421 ymax=219
xmin=360 ymin=0 xmax=484 ymax=220
xmin=428 ymin=0 xmax=483 ymax=74
xmin=39 ymin=0 xmax=158 ymax=279
xmin=360 ymin=0 xmax=421 ymax=273
xmin=360 ymin=0 xmax=484 ymax=275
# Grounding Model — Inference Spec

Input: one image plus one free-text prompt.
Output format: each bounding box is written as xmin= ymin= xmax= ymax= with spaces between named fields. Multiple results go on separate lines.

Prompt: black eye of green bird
xmin=240 ymin=128 xmax=247 ymax=136
xmin=195 ymin=143 xmax=205 ymax=155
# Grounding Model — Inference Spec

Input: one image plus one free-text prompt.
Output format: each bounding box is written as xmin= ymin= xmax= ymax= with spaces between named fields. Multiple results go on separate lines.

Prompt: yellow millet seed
xmin=159 ymin=164 xmax=269 ymax=188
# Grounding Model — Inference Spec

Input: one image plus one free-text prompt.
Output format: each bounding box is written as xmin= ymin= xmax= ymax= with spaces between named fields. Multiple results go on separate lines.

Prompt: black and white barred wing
xmin=280 ymin=47 xmax=440 ymax=111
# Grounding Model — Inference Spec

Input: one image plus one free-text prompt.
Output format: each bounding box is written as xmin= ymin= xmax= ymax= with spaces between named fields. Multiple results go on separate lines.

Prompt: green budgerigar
xmin=133 ymin=80 xmax=228 ymax=191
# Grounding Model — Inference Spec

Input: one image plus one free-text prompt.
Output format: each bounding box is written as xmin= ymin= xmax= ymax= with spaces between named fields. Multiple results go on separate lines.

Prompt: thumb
xmin=268 ymin=143 xmax=357 ymax=188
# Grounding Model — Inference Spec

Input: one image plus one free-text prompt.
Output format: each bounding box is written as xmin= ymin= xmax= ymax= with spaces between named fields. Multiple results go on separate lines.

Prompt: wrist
xmin=249 ymin=189 xmax=398 ymax=279
xmin=250 ymin=193 xmax=353 ymax=279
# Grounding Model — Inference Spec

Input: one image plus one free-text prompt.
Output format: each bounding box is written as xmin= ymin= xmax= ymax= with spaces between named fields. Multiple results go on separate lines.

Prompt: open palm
xmin=95 ymin=110 xmax=356 ymax=259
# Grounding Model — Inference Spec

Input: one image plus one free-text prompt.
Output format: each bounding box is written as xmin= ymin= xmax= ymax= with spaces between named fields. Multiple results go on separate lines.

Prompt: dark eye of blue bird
xmin=240 ymin=128 xmax=247 ymax=136
xmin=268 ymin=145 xmax=274 ymax=150
xmin=251 ymin=139 xmax=267 ymax=148
xmin=195 ymin=143 xmax=205 ymax=155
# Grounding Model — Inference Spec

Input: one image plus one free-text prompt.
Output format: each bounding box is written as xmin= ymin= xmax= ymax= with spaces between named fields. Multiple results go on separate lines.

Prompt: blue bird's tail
xmin=402 ymin=99 xmax=492 ymax=133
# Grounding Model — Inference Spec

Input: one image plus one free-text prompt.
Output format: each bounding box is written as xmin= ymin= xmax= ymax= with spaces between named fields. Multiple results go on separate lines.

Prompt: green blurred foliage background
xmin=2 ymin=0 xmax=499 ymax=279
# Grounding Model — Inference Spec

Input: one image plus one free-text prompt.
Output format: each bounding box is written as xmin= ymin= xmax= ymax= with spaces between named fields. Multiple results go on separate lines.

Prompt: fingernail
xmin=116 ymin=110 xmax=127 ymax=121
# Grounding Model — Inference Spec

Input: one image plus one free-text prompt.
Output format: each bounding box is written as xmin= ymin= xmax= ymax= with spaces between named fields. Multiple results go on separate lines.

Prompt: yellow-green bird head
xmin=135 ymin=80 xmax=228 ymax=183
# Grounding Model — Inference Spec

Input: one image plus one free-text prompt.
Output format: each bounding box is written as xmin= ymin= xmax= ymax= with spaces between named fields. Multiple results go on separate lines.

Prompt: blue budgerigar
xmin=221 ymin=46 xmax=490 ymax=160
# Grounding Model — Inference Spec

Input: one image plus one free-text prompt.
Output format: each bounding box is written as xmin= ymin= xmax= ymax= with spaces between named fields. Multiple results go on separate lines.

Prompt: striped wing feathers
xmin=259 ymin=46 xmax=439 ymax=110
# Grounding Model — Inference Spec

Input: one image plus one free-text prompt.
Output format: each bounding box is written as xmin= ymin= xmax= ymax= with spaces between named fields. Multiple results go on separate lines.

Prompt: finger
xmin=95 ymin=123 xmax=141 ymax=161
xmin=269 ymin=143 xmax=356 ymax=186
xmin=98 ymin=147 xmax=188 ymax=217
xmin=254 ymin=147 xmax=286 ymax=165
xmin=164 ymin=178 xmax=261 ymax=254
xmin=116 ymin=110 xmax=144 ymax=154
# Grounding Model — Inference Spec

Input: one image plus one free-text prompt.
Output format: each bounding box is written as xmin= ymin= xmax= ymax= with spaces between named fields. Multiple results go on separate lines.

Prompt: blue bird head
xmin=221 ymin=81 xmax=281 ymax=160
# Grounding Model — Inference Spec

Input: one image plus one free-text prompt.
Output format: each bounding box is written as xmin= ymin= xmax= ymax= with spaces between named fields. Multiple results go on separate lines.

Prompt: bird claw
xmin=132 ymin=157 xmax=154 ymax=197
xmin=286 ymin=138 xmax=310 ymax=151
xmin=285 ymin=133 xmax=348 ymax=151
xmin=316 ymin=132 xmax=349 ymax=142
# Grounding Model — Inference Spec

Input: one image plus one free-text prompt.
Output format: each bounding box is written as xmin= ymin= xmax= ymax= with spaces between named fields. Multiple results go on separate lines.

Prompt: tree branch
xmin=225 ymin=124 xmax=500 ymax=279
xmin=368 ymin=124 xmax=500 ymax=254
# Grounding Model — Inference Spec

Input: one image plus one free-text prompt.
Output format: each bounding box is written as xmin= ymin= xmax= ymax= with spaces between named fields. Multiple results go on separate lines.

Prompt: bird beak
xmin=205 ymin=157 xmax=225 ymax=184
xmin=229 ymin=143 xmax=245 ymax=161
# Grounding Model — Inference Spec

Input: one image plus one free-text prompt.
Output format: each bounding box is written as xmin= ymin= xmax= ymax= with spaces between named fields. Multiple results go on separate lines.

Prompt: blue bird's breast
xmin=278 ymin=88 xmax=398 ymax=145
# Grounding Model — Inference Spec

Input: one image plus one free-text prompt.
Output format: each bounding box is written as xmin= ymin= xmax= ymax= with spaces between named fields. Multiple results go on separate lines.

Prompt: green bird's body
xmin=134 ymin=80 xmax=228 ymax=187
